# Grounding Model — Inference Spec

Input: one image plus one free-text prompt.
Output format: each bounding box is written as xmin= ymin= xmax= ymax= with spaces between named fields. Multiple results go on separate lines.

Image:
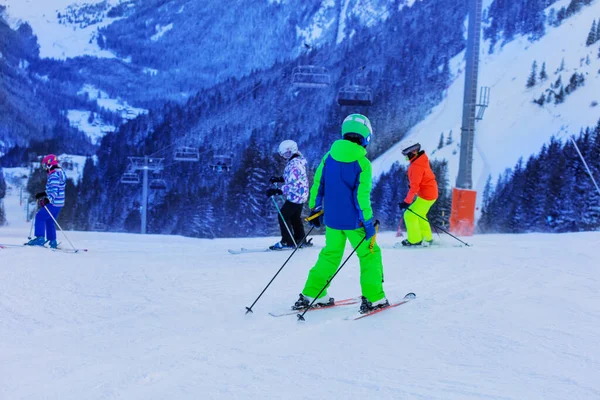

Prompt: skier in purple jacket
xmin=266 ymin=140 xmax=311 ymax=250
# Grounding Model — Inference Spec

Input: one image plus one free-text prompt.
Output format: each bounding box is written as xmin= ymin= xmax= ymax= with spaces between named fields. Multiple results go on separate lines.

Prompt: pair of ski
xmin=269 ymin=292 xmax=416 ymax=320
xmin=228 ymin=243 xmax=314 ymax=255
xmin=0 ymin=243 xmax=87 ymax=253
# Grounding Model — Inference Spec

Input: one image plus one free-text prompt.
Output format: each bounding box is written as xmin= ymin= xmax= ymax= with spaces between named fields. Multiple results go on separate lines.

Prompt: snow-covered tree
xmin=539 ymin=61 xmax=548 ymax=81
xmin=586 ymin=20 xmax=597 ymax=45
xmin=526 ymin=60 xmax=537 ymax=87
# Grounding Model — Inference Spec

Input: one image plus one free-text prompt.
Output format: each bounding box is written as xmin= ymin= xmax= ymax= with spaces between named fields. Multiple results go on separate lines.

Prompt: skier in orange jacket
xmin=398 ymin=142 xmax=438 ymax=246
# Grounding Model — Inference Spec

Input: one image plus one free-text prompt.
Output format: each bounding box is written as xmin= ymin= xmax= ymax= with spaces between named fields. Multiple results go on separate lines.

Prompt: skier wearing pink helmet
xmin=25 ymin=154 xmax=67 ymax=249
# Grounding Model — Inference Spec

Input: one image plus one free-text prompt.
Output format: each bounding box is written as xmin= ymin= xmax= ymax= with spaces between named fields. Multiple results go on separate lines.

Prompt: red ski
xmin=349 ymin=293 xmax=416 ymax=320
xmin=269 ymin=297 xmax=360 ymax=317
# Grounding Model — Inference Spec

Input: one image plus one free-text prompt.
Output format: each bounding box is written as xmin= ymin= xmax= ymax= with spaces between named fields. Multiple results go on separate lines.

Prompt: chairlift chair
xmin=92 ymin=222 xmax=107 ymax=231
xmin=121 ymin=172 xmax=140 ymax=184
xmin=210 ymin=155 xmax=232 ymax=172
xmin=291 ymin=65 xmax=331 ymax=88
xmin=174 ymin=146 xmax=200 ymax=162
xmin=149 ymin=178 xmax=168 ymax=190
xmin=337 ymin=85 xmax=373 ymax=106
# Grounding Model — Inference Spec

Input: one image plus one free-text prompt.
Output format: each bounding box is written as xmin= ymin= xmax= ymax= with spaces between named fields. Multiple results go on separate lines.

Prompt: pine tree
xmin=557 ymin=57 xmax=565 ymax=73
xmin=586 ymin=20 xmax=597 ymax=46
xmin=526 ymin=60 xmax=538 ymax=87
xmin=438 ymin=132 xmax=445 ymax=149
xmin=555 ymin=86 xmax=565 ymax=104
xmin=539 ymin=62 xmax=548 ymax=81
xmin=533 ymin=92 xmax=545 ymax=106
xmin=446 ymin=130 xmax=453 ymax=145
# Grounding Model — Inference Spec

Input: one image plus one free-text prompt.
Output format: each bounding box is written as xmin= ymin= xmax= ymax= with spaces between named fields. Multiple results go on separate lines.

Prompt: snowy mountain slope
xmin=372 ymin=1 xmax=600 ymax=200
xmin=1 ymin=0 xmax=122 ymax=59
xmin=1 ymin=184 xmax=599 ymax=399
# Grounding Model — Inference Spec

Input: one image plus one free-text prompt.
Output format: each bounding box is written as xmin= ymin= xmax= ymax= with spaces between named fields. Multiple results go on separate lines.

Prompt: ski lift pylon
xmin=337 ymin=85 xmax=373 ymax=106
xmin=291 ymin=65 xmax=331 ymax=88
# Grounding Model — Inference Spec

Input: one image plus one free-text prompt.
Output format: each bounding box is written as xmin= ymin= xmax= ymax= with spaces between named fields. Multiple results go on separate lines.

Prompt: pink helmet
xmin=42 ymin=154 xmax=59 ymax=170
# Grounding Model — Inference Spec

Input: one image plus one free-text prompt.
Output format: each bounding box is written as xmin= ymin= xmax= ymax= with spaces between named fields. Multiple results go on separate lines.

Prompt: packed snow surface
xmin=1 ymin=179 xmax=599 ymax=399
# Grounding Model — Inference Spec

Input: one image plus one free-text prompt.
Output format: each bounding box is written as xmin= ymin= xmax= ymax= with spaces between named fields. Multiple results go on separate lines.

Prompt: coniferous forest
xmin=478 ymin=120 xmax=600 ymax=233
xmin=1 ymin=0 xmax=599 ymax=236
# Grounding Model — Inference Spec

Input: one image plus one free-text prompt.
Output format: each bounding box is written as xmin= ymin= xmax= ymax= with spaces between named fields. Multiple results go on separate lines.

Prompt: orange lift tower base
xmin=449 ymin=188 xmax=476 ymax=236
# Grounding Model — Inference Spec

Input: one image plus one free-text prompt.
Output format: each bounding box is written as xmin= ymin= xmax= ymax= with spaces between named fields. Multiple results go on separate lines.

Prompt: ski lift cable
xmin=147 ymin=45 xmax=330 ymax=160
xmin=148 ymin=0 xmax=414 ymax=163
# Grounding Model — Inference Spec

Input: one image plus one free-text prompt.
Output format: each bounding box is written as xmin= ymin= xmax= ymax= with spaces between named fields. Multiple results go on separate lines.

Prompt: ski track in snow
xmin=1 ymin=182 xmax=600 ymax=399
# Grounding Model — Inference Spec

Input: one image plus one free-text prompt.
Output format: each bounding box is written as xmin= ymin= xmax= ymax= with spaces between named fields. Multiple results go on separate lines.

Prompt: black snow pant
xmin=278 ymin=201 xmax=306 ymax=246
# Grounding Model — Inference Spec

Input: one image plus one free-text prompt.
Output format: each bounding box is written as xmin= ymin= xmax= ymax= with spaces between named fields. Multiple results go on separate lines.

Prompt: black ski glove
xmin=269 ymin=176 xmax=285 ymax=184
xmin=306 ymin=208 xmax=324 ymax=228
xmin=35 ymin=191 xmax=47 ymax=200
xmin=38 ymin=197 xmax=49 ymax=207
xmin=398 ymin=201 xmax=411 ymax=210
xmin=266 ymin=188 xmax=283 ymax=197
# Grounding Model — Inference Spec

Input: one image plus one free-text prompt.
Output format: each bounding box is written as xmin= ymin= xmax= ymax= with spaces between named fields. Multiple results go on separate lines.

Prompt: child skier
xmin=398 ymin=142 xmax=438 ymax=246
xmin=292 ymin=114 xmax=388 ymax=314
xmin=26 ymin=154 xmax=67 ymax=249
xmin=266 ymin=140 xmax=310 ymax=250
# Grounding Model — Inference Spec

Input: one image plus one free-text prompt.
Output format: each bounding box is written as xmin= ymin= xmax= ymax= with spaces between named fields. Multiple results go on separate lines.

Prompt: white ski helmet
xmin=401 ymin=140 xmax=421 ymax=156
xmin=278 ymin=140 xmax=298 ymax=159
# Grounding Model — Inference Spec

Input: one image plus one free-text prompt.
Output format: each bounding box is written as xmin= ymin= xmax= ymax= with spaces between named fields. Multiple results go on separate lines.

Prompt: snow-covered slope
xmin=373 ymin=1 xmax=600 ymax=200
xmin=1 ymin=179 xmax=600 ymax=399
xmin=1 ymin=0 xmax=121 ymax=59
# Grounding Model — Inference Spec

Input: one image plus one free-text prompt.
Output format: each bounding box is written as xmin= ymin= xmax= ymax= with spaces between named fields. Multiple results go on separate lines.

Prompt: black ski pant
xmin=278 ymin=201 xmax=306 ymax=246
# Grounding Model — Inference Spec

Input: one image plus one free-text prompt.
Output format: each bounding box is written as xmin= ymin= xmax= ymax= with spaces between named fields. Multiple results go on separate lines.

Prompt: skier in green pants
xmin=292 ymin=114 xmax=388 ymax=314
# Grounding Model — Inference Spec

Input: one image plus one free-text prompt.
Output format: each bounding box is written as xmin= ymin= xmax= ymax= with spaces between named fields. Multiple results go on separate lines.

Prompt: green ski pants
xmin=302 ymin=227 xmax=386 ymax=303
xmin=404 ymin=197 xmax=436 ymax=244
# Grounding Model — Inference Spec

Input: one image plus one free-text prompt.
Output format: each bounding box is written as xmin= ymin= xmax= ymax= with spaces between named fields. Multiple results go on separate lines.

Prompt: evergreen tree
xmin=539 ymin=61 xmax=548 ymax=81
xmin=555 ymin=86 xmax=565 ymax=104
xmin=533 ymin=92 xmax=545 ymax=106
xmin=0 ymin=168 xmax=6 ymax=226
xmin=446 ymin=130 xmax=453 ymax=145
xmin=526 ymin=61 xmax=538 ymax=88
xmin=586 ymin=20 xmax=597 ymax=45
xmin=438 ymin=132 xmax=445 ymax=149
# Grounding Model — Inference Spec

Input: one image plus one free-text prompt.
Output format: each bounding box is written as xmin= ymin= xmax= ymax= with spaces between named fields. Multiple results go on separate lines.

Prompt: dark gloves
xmin=37 ymin=197 xmax=49 ymax=207
xmin=306 ymin=207 xmax=324 ymax=228
xmin=398 ymin=201 xmax=411 ymax=210
xmin=35 ymin=191 xmax=47 ymax=200
xmin=363 ymin=219 xmax=376 ymax=240
xmin=269 ymin=176 xmax=285 ymax=184
xmin=266 ymin=188 xmax=283 ymax=197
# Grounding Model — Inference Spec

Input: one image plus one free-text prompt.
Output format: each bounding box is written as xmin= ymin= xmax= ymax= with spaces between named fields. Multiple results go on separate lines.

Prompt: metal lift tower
xmin=450 ymin=0 xmax=484 ymax=236
xmin=128 ymin=156 xmax=164 ymax=234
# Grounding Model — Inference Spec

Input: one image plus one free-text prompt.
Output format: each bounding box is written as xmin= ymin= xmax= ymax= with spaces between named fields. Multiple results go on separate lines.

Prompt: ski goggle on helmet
xmin=41 ymin=154 xmax=59 ymax=170
xmin=278 ymin=140 xmax=298 ymax=159
xmin=341 ymin=114 xmax=372 ymax=146
xmin=401 ymin=141 xmax=421 ymax=160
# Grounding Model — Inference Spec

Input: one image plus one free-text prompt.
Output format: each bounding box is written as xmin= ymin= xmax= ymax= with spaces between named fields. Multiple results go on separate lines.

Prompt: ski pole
xmin=28 ymin=210 xmax=35 ymax=239
xmin=270 ymin=195 xmax=298 ymax=248
xmin=297 ymin=221 xmax=379 ymax=322
xmin=245 ymin=225 xmax=315 ymax=314
xmin=405 ymin=208 xmax=470 ymax=247
xmin=44 ymin=205 xmax=79 ymax=252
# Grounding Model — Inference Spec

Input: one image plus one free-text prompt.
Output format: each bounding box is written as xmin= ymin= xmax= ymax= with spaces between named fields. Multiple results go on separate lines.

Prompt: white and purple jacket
xmin=281 ymin=153 xmax=309 ymax=204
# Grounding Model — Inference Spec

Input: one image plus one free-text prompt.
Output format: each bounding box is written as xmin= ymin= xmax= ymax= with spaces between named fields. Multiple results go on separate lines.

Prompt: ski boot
xmin=48 ymin=240 xmax=59 ymax=249
xmin=269 ymin=241 xmax=294 ymax=251
xmin=401 ymin=239 xmax=422 ymax=247
xmin=25 ymin=237 xmax=46 ymax=247
xmin=359 ymin=296 xmax=390 ymax=314
xmin=299 ymin=238 xmax=313 ymax=248
xmin=291 ymin=293 xmax=334 ymax=310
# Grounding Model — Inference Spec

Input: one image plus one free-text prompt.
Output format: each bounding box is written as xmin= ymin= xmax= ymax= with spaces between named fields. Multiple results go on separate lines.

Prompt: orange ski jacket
xmin=404 ymin=151 xmax=438 ymax=203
